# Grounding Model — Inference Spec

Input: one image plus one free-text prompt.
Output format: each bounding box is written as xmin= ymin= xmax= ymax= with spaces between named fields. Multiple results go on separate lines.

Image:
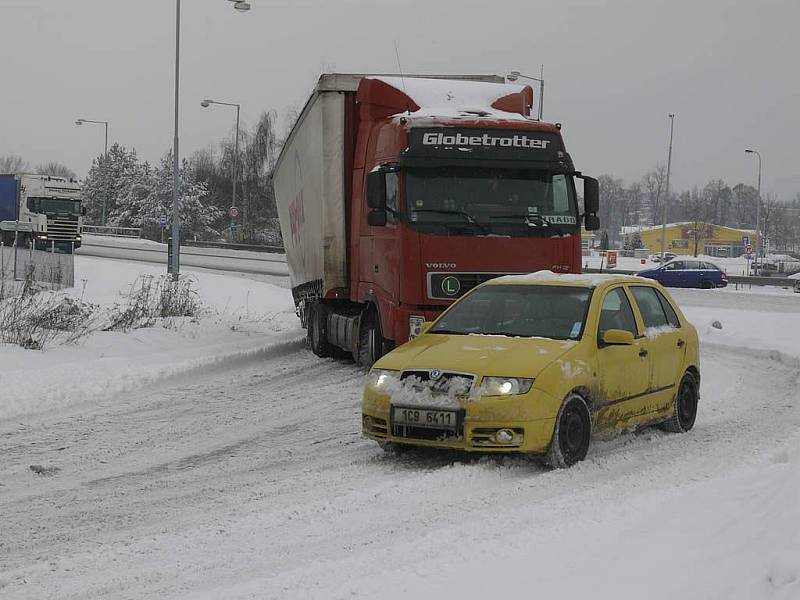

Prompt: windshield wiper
xmin=429 ymin=329 xmax=467 ymax=335
xmin=412 ymin=208 xmax=490 ymax=234
xmin=489 ymin=213 xmax=572 ymax=235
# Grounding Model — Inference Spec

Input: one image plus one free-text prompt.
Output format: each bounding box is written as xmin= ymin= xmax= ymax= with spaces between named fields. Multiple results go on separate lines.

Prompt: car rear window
xmin=630 ymin=286 xmax=669 ymax=329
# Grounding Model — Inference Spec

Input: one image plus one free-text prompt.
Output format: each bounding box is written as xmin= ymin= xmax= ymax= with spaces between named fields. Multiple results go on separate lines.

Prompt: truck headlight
xmin=366 ymin=368 xmax=400 ymax=392
xmin=480 ymin=377 xmax=534 ymax=397
xmin=408 ymin=315 xmax=426 ymax=340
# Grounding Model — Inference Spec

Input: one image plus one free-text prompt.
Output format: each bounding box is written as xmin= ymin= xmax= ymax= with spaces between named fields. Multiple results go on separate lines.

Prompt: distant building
xmin=620 ymin=222 xmax=756 ymax=257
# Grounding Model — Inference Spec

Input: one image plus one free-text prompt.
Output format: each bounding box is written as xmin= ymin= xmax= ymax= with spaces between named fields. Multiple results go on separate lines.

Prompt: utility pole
xmin=745 ymin=149 xmax=762 ymax=274
xmin=660 ymin=113 xmax=675 ymax=260
xmin=171 ymin=0 xmax=181 ymax=280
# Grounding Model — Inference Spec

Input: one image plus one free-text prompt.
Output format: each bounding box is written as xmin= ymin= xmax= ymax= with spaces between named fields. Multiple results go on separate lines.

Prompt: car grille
xmin=399 ymin=370 xmax=476 ymax=395
xmin=391 ymin=423 xmax=463 ymax=441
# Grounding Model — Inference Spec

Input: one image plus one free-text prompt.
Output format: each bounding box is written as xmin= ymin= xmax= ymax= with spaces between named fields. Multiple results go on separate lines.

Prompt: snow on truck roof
xmin=373 ymin=76 xmax=532 ymax=121
xmin=489 ymin=271 xmax=644 ymax=287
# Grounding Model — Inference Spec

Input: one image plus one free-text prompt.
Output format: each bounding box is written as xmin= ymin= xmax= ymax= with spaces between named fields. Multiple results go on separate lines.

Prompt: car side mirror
xmin=366 ymin=171 xmax=386 ymax=210
xmin=601 ymin=329 xmax=635 ymax=346
xmin=367 ymin=209 xmax=387 ymax=227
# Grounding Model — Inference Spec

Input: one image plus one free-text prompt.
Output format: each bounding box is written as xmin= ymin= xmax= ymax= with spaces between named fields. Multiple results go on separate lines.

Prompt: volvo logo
xmin=426 ymin=263 xmax=457 ymax=269
xmin=441 ymin=276 xmax=461 ymax=297
xmin=429 ymin=369 xmax=443 ymax=380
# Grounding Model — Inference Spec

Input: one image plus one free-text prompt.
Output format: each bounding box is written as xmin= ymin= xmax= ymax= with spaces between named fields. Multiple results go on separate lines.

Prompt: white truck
xmin=0 ymin=173 xmax=84 ymax=251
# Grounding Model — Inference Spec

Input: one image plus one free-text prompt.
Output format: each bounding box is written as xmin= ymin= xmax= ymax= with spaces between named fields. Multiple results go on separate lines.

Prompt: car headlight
xmin=480 ymin=377 xmax=534 ymax=397
xmin=365 ymin=368 xmax=400 ymax=392
xmin=408 ymin=315 xmax=426 ymax=340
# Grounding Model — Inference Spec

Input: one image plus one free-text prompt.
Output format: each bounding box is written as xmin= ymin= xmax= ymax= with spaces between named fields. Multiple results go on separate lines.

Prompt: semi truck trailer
xmin=273 ymin=73 xmax=600 ymax=366
xmin=0 ymin=173 xmax=83 ymax=251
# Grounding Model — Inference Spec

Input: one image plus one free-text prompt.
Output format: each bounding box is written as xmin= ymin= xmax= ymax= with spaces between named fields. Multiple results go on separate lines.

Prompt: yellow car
xmin=362 ymin=272 xmax=700 ymax=467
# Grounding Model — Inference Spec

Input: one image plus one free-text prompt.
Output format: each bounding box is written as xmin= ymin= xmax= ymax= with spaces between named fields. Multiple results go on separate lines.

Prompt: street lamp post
xmin=506 ymin=67 xmax=545 ymax=121
xmin=660 ymin=114 xmax=675 ymax=260
xmin=171 ymin=0 xmax=251 ymax=280
xmin=201 ymin=99 xmax=241 ymax=238
xmin=745 ymin=149 xmax=762 ymax=273
xmin=75 ymin=118 xmax=109 ymax=225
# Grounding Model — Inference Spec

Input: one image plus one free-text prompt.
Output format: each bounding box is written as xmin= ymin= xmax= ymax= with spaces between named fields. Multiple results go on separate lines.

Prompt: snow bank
xmin=0 ymin=256 xmax=300 ymax=421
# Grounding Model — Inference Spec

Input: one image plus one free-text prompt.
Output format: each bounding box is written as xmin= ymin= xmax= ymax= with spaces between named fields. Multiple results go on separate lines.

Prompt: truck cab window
xmin=385 ymin=172 xmax=399 ymax=224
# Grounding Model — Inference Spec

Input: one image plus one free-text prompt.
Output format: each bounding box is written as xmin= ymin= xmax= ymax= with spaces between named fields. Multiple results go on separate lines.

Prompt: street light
xmin=506 ymin=68 xmax=544 ymax=121
xmin=745 ymin=148 xmax=762 ymax=272
xmin=660 ymin=114 xmax=675 ymax=260
xmin=75 ymin=118 xmax=109 ymax=225
xmin=201 ymin=98 xmax=242 ymax=238
xmin=170 ymin=0 xmax=251 ymax=280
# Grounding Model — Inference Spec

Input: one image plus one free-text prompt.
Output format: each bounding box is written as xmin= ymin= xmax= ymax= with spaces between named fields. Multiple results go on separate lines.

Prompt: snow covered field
xmin=1 ymin=258 xmax=799 ymax=599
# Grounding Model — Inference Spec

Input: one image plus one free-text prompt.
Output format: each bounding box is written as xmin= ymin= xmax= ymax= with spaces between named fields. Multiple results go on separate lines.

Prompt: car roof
xmin=487 ymin=271 xmax=649 ymax=289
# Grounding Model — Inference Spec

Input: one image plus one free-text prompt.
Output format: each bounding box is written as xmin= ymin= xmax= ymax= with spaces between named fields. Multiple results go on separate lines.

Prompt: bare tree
xmin=0 ymin=154 xmax=29 ymax=173
xmin=642 ymin=165 xmax=667 ymax=227
xmin=35 ymin=162 xmax=77 ymax=179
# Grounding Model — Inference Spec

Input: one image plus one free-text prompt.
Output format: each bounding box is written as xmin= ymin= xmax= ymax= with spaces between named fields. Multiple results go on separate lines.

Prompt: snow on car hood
xmin=377 ymin=333 xmax=578 ymax=379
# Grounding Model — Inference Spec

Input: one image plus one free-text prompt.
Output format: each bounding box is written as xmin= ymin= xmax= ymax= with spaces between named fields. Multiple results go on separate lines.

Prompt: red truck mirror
xmin=366 ymin=171 xmax=387 ymax=210
xmin=582 ymin=176 xmax=599 ymax=214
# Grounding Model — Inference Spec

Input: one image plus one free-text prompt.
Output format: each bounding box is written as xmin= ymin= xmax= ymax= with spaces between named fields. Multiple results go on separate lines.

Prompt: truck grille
xmin=47 ymin=218 xmax=80 ymax=241
xmin=427 ymin=272 xmax=518 ymax=300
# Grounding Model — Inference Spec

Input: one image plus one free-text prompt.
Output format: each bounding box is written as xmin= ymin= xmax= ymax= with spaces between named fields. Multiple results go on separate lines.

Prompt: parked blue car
xmin=637 ymin=259 xmax=728 ymax=289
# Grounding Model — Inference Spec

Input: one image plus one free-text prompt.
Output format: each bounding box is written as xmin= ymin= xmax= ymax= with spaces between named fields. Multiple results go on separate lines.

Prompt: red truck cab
xmin=274 ymin=74 xmax=599 ymax=366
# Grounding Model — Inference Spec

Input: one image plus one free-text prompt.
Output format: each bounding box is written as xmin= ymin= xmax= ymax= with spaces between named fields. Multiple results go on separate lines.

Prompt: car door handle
xmin=677 ymin=339 xmax=685 ymax=348
xmin=638 ymin=348 xmax=648 ymax=357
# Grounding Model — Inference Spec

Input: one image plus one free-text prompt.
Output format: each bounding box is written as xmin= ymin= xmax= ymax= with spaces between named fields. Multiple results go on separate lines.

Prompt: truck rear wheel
xmin=357 ymin=306 xmax=384 ymax=368
xmin=307 ymin=302 xmax=334 ymax=358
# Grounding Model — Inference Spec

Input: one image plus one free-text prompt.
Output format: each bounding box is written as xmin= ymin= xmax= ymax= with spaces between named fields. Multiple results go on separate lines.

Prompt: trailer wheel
xmin=307 ymin=302 xmax=334 ymax=358
xmin=357 ymin=306 xmax=384 ymax=368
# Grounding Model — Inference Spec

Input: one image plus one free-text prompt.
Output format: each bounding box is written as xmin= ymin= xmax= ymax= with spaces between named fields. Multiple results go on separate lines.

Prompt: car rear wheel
xmin=307 ymin=302 xmax=334 ymax=358
xmin=661 ymin=372 xmax=698 ymax=433
xmin=546 ymin=393 xmax=592 ymax=468
xmin=700 ymin=279 xmax=714 ymax=289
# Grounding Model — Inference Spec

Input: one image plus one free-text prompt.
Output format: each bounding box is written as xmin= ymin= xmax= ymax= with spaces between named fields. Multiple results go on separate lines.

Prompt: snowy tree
xmin=82 ymin=143 xmax=141 ymax=225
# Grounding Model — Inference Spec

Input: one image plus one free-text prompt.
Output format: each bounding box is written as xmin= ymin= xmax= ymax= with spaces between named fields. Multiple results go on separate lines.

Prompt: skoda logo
xmin=430 ymin=369 xmax=443 ymax=380
xmin=441 ymin=276 xmax=461 ymax=297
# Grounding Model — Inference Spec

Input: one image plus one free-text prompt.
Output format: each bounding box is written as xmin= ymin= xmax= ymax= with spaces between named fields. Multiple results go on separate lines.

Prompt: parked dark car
xmin=637 ymin=259 xmax=728 ymax=289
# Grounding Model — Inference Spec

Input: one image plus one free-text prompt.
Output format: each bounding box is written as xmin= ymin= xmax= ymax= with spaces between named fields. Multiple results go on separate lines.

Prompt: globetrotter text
xmin=422 ymin=132 xmax=551 ymax=149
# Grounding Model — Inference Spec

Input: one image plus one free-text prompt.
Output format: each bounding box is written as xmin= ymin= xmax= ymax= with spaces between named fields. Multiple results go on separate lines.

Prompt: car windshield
xmin=29 ymin=197 xmax=81 ymax=215
xmin=429 ymin=284 xmax=592 ymax=340
xmin=404 ymin=167 xmax=578 ymax=237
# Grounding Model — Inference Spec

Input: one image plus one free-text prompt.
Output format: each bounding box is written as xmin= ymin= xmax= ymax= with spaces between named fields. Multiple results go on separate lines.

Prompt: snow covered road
xmin=2 ymin=296 xmax=799 ymax=598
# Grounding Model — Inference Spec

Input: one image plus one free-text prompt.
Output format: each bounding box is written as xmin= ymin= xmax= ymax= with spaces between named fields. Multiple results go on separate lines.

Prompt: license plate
xmin=392 ymin=406 xmax=457 ymax=430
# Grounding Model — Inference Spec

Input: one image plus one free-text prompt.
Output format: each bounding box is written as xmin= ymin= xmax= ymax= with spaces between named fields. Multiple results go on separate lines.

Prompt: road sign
xmin=159 ymin=214 xmax=167 ymax=228
xmin=230 ymin=224 xmax=238 ymax=233
xmin=746 ymin=244 xmax=753 ymax=254
xmin=742 ymin=235 xmax=749 ymax=246
xmin=229 ymin=206 xmax=239 ymax=219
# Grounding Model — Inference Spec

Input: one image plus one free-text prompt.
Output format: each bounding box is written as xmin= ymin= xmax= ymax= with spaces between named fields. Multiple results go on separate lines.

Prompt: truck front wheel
xmin=357 ymin=306 xmax=384 ymax=368
xmin=307 ymin=302 xmax=334 ymax=358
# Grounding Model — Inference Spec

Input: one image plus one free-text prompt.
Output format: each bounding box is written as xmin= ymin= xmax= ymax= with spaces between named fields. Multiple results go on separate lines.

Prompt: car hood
xmin=375 ymin=333 xmax=579 ymax=378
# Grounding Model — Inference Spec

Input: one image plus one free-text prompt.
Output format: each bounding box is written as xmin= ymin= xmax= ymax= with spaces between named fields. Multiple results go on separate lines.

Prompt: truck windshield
xmin=28 ymin=197 xmax=81 ymax=215
xmin=404 ymin=167 xmax=578 ymax=237
xmin=430 ymin=284 xmax=592 ymax=340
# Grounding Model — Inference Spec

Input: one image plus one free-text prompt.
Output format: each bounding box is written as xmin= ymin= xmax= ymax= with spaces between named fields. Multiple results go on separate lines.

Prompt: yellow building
xmin=622 ymin=222 xmax=756 ymax=258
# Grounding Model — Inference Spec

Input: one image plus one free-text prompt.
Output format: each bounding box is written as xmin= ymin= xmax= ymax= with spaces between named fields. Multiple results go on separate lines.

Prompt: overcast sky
xmin=2 ymin=0 xmax=798 ymax=198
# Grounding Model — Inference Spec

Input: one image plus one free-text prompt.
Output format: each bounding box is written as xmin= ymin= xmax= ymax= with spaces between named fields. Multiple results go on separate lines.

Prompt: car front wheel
xmin=546 ymin=393 xmax=592 ymax=468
